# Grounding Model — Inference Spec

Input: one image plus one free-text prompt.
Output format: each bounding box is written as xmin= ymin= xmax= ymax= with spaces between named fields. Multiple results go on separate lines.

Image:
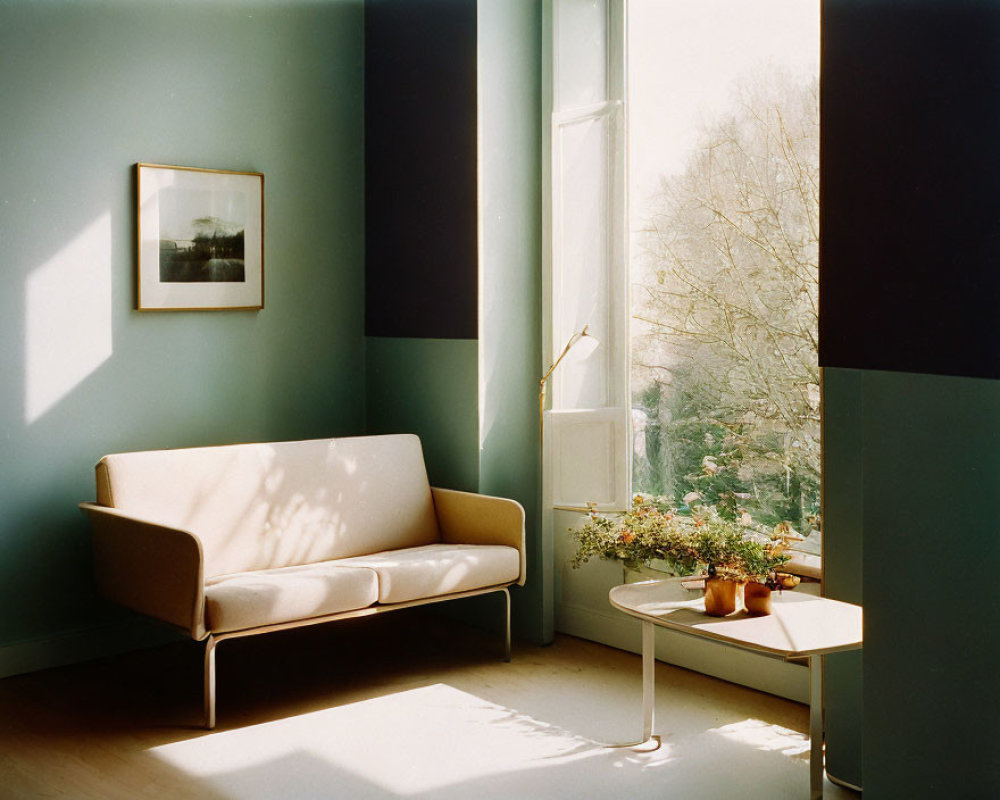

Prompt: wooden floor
xmin=0 ymin=609 xmax=858 ymax=799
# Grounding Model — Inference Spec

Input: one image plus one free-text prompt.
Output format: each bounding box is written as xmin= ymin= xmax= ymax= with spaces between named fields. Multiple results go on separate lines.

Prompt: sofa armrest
xmin=431 ymin=488 xmax=526 ymax=586
xmin=79 ymin=502 xmax=207 ymax=640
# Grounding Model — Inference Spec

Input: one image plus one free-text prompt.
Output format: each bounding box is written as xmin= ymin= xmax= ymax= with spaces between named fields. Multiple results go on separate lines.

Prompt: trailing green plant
xmin=569 ymin=495 xmax=790 ymax=584
xmin=569 ymin=499 xmax=698 ymax=573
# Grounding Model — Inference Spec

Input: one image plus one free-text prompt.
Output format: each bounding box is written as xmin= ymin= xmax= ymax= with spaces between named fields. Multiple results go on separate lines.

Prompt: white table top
xmin=609 ymin=578 xmax=863 ymax=660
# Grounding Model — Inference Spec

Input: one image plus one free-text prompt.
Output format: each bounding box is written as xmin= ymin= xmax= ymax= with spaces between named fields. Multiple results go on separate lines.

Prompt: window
xmin=627 ymin=0 xmax=821 ymax=556
xmin=544 ymin=0 xmax=630 ymax=514
xmin=547 ymin=1 xmax=820 ymax=570
xmin=548 ymin=0 xmax=823 ymax=689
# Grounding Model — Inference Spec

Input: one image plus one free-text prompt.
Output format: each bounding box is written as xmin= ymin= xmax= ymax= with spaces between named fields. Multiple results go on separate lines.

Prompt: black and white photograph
xmin=137 ymin=163 xmax=264 ymax=310
xmin=158 ymin=188 xmax=247 ymax=283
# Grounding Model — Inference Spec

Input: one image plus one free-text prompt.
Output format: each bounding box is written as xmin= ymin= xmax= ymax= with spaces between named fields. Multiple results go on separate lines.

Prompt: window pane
xmin=556 ymin=0 xmax=608 ymax=111
xmin=629 ymin=0 xmax=821 ymax=542
xmin=556 ymin=114 xmax=611 ymax=409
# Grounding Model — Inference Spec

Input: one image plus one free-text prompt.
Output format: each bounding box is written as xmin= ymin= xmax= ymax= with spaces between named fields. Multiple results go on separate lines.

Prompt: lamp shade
xmin=569 ymin=327 xmax=599 ymax=360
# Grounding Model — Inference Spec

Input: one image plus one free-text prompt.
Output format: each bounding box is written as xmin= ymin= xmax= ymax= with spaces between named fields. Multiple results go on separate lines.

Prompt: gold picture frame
xmin=136 ymin=163 xmax=264 ymax=310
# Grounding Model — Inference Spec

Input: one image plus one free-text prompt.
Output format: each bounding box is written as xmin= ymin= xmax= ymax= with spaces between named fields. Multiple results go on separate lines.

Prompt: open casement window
xmin=544 ymin=0 xmax=630 ymax=514
xmin=625 ymin=0 xmax=822 ymax=575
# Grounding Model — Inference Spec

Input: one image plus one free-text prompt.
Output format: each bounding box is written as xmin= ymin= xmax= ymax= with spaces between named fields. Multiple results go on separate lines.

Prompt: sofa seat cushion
xmin=205 ymin=562 xmax=379 ymax=634
xmin=337 ymin=544 xmax=520 ymax=605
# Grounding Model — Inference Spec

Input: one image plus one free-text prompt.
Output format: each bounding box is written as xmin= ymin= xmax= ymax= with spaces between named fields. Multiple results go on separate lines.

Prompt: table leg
xmin=809 ymin=654 xmax=824 ymax=799
xmin=641 ymin=621 xmax=655 ymax=742
xmin=601 ymin=620 xmax=659 ymax=749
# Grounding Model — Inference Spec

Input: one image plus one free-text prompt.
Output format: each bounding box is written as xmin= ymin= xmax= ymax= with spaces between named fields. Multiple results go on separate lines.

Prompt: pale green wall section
xmin=821 ymin=368 xmax=865 ymax=788
xmin=824 ymin=368 xmax=1000 ymax=795
xmin=365 ymin=338 xmax=479 ymax=492
xmin=860 ymin=370 xmax=1000 ymax=797
xmin=477 ymin=0 xmax=545 ymax=643
xmin=0 ymin=0 xmax=365 ymax=669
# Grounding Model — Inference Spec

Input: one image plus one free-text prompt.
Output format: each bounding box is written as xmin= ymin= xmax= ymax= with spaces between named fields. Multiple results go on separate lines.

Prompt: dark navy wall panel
xmin=820 ymin=0 xmax=1000 ymax=380
xmin=365 ymin=0 xmax=478 ymax=339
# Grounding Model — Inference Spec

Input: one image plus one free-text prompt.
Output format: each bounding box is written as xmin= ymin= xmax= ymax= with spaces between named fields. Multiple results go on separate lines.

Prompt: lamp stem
xmin=539 ymin=381 xmax=547 ymax=451
xmin=539 ymin=325 xmax=592 ymax=450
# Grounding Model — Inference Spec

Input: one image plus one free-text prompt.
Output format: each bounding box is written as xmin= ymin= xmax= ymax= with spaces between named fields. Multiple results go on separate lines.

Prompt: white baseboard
xmin=556 ymin=601 xmax=810 ymax=704
xmin=0 ymin=621 xmax=179 ymax=680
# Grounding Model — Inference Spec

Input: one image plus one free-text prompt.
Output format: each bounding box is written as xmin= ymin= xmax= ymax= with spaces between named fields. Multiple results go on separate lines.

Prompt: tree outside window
xmin=630 ymin=11 xmax=820 ymax=552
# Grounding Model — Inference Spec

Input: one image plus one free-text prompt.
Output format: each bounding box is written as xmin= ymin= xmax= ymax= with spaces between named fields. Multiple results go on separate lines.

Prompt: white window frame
xmin=542 ymin=0 xmax=630 ymax=516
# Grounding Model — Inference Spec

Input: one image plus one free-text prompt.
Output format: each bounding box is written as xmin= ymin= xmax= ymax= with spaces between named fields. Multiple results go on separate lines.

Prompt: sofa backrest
xmin=95 ymin=434 xmax=441 ymax=579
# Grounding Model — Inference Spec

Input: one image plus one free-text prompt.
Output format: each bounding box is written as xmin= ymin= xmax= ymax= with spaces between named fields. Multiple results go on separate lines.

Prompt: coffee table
xmin=609 ymin=578 xmax=863 ymax=799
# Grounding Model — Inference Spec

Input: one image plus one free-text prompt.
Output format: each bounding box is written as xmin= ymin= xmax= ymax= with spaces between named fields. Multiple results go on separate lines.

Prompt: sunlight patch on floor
xmin=709 ymin=718 xmax=810 ymax=758
xmin=148 ymin=684 xmax=673 ymax=799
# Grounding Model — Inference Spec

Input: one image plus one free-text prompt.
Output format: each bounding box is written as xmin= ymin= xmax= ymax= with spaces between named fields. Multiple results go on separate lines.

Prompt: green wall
xmin=824 ymin=368 xmax=1000 ymax=796
xmin=477 ymin=0 xmax=544 ymax=643
xmin=0 ymin=0 xmax=365 ymax=675
xmin=0 ymin=0 xmax=549 ymax=676
xmin=364 ymin=0 xmax=545 ymax=645
xmin=821 ymin=2 xmax=1000 ymax=793
xmin=365 ymin=337 xmax=479 ymax=492
xmin=859 ymin=370 xmax=1000 ymax=796
xmin=362 ymin=0 xmax=480 ymax=497
xmin=820 ymin=368 xmax=865 ymax=788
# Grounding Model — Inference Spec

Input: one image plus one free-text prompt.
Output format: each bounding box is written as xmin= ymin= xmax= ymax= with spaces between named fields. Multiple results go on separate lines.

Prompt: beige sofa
xmin=80 ymin=434 xmax=525 ymax=728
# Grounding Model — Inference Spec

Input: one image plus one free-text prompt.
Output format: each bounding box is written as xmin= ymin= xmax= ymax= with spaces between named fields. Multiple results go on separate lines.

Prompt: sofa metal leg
xmin=502 ymin=587 xmax=511 ymax=662
xmin=204 ymin=635 xmax=217 ymax=730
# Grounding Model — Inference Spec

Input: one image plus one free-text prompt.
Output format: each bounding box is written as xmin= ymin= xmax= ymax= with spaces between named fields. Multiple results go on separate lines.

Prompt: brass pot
xmin=744 ymin=582 xmax=773 ymax=616
xmin=704 ymin=577 xmax=740 ymax=616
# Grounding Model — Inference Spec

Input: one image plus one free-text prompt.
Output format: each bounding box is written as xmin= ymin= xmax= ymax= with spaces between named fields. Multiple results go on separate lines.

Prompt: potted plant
xmin=694 ymin=529 xmax=749 ymax=616
xmin=737 ymin=521 xmax=807 ymax=615
xmin=684 ymin=509 xmax=793 ymax=616
xmin=652 ymin=499 xmax=790 ymax=616
xmin=734 ymin=539 xmax=790 ymax=616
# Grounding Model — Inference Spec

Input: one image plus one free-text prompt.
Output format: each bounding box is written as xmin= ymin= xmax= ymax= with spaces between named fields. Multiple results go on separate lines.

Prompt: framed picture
xmin=136 ymin=163 xmax=264 ymax=310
